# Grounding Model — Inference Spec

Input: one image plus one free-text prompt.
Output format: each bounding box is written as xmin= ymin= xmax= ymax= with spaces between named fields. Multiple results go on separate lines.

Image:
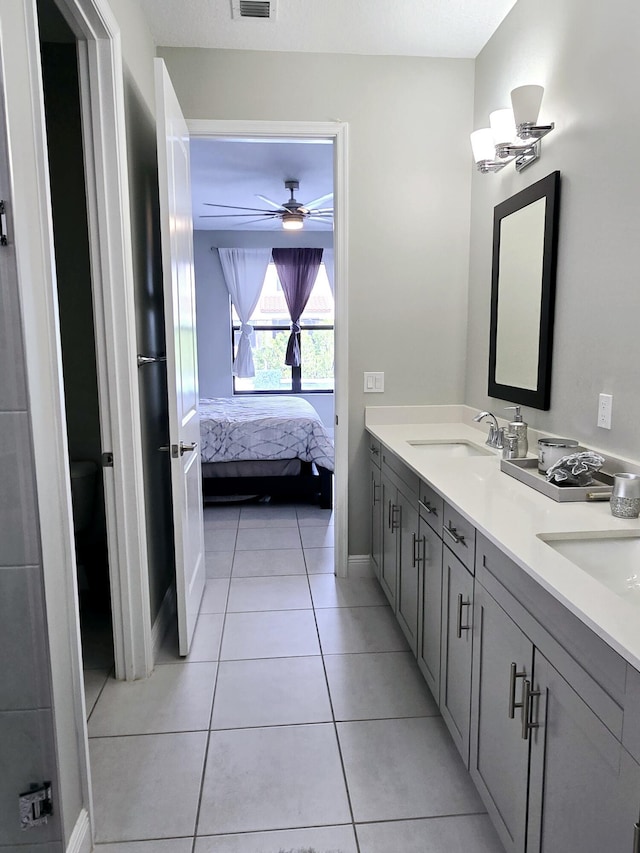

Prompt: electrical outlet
xmin=597 ymin=393 xmax=613 ymax=429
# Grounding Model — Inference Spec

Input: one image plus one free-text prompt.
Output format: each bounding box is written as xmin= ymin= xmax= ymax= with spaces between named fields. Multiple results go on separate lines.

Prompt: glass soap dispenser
xmin=505 ymin=406 xmax=528 ymax=458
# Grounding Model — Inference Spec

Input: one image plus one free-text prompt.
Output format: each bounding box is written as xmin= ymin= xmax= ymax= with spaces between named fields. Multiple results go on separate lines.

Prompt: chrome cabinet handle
xmin=456 ymin=594 xmax=471 ymax=638
xmin=521 ymin=679 xmax=541 ymax=740
xmin=443 ymin=523 xmax=465 ymax=546
xmin=179 ymin=441 xmax=197 ymax=455
xmin=372 ymin=481 xmax=380 ymax=506
xmin=412 ymin=533 xmax=424 ymax=568
xmin=387 ymin=499 xmax=393 ymax=529
xmin=418 ymin=498 xmax=437 ymax=516
xmin=370 ymin=445 xmax=380 ymax=456
xmin=633 ymin=822 xmax=640 ymax=853
xmin=508 ymin=662 xmax=527 ymax=719
xmin=391 ymin=504 xmax=401 ymax=532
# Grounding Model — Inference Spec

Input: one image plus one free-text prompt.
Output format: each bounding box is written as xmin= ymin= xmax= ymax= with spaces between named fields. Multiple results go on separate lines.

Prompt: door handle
xmin=521 ymin=679 xmax=541 ymax=740
xmin=456 ymin=594 xmax=471 ymax=638
xmin=508 ymin=662 xmax=527 ymax=718
xmin=180 ymin=441 xmax=197 ymax=455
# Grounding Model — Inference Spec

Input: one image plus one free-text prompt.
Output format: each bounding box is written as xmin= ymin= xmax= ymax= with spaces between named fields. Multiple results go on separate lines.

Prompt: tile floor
xmin=87 ymin=501 xmax=504 ymax=852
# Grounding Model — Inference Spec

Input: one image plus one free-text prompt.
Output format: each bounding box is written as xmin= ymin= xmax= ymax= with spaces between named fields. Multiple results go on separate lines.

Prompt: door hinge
xmin=101 ymin=452 xmax=114 ymax=467
xmin=19 ymin=782 xmax=53 ymax=830
xmin=0 ymin=200 xmax=8 ymax=246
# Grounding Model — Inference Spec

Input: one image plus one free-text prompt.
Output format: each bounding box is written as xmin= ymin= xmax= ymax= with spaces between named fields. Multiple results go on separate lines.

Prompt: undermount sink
xmin=406 ymin=440 xmax=494 ymax=459
xmin=539 ymin=532 xmax=640 ymax=606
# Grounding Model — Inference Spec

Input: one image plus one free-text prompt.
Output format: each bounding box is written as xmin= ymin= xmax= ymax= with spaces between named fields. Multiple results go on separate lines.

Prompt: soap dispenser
xmin=504 ymin=406 xmax=528 ymax=458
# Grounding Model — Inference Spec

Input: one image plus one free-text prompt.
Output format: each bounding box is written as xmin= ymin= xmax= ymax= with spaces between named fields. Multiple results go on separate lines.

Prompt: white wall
xmin=466 ymin=0 xmax=640 ymax=461
xmin=159 ymin=48 xmax=475 ymax=554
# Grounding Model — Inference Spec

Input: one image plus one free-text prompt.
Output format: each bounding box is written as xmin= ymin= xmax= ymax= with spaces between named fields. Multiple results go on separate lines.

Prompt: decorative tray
xmin=500 ymin=457 xmax=613 ymax=502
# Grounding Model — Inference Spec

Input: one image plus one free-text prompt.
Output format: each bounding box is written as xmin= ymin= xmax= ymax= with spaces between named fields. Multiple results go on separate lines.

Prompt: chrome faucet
xmin=473 ymin=411 xmax=504 ymax=449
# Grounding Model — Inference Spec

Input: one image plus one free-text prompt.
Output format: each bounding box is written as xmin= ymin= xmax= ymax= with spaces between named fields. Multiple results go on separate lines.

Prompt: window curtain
xmin=218 ymin=248 xmax=271 ymax=378
xmin=272 ymin=247 xmax=324 ymax=367
xmin=323 ymin=248 xmax=335 ymax=296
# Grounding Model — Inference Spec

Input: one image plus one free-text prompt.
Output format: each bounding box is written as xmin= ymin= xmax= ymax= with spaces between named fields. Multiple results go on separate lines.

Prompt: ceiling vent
xmin=231 ymin=0 xmax=276 ymax=19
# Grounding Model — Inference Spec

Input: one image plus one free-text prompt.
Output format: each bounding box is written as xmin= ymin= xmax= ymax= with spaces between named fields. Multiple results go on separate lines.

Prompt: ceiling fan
xmin=199 ymin=179 xmax=333 ymax=230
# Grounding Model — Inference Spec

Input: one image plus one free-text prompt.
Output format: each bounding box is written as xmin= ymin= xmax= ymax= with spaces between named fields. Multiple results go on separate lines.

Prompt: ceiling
xmin=138 ymin=0 xmax=517 ymax=60
xmin=190 ymin=137 xmax=334 ymax=232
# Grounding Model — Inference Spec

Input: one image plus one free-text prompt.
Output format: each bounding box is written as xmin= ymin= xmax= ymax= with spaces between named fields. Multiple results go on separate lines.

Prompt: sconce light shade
xmin=511 ymin=85 xmax=544 ymax=126
xmin=470 ymin=128 xmax=496 ymax=164
xmin=490 ymin=108 xmax=517 ymax=147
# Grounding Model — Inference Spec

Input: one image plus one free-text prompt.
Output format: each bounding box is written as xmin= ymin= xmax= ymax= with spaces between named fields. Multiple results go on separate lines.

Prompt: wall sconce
xmin=471 ymin=85 xmax=554 ymax=174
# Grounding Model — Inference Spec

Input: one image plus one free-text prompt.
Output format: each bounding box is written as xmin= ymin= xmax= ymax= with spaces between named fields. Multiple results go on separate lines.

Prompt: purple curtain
xmin=272 ymin=248 xmax=323 ymax=367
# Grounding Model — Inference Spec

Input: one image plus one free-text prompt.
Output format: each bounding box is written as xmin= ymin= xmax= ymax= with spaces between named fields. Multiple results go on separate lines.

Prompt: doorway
xmin=38 ymin=0 xmax=115 ymax=696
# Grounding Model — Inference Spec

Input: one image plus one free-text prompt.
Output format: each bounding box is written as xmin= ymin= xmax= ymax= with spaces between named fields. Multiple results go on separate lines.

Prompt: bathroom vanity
xmin=366 ymin=406 xmax=640 ymax=853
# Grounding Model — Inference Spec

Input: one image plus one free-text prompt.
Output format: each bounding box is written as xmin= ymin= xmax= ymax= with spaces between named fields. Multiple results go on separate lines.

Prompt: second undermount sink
xmin=539 ymin=532 xmax=640 ymax=606
xmin=406 ymin=440 xmax=494 ymax=459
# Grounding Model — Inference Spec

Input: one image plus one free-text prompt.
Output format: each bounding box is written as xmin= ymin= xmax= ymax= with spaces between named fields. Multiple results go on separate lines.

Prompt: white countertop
xmin=366 ymin=406 xmax=640 ymax=670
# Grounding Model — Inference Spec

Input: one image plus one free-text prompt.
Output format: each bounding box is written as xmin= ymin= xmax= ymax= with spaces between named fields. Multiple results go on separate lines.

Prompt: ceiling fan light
xmin=282 ymin=212 xmax=304 ymax=231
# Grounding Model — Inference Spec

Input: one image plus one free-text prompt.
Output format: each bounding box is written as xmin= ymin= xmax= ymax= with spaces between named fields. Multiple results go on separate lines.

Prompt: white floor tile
xmin=95 ymin=840 xmax=193 ymax=853
xmin=200 ymin=579 xmax=230 ymax=613
xmin=89 ymin=663 xmax=217 ymax=736
xmin=90 ymin=732 xmax=207 ymax=842
xmin=204 ymin=506 xmax=241 ymax=522
xmin=198 ymin=724 xmax=351 ymax=835
xmin=232 ymin=548 xmax=306 ymax=577
xmin=211 ymin=657 xmax=331 ymax=729
xmin=204 ymin=528 xmax=237 ymax=552
xmin=300 ymin=526 xmax=335 ymax=548
xmin=84 ymin=668 xmax=110 ymax=719
xmin=309 ymin=575 xmax=387 ymax=608
xmin=220 ymin=610 xmax=321 ymax=660
xmin=324 ymin=651 xmax=439 ymax=720
xmin=304 ymin=546 xmax=335 ymax=574
xmin=235 ymin=526 xmax=302 ymax=551
xmin=195 ymin=824 xmax=357 ymax=852
xmin=296 ymin=505 xmax=335 ymax=526
xmin=240 ymin=504 xmax=298 ymax=522
xmin=227 ymin=575 xmax=312 ymax=612
xmin=338 ymin=717 xmax=485 ymax=823
xmin=156 ymin=615 xmax=224 ymax=664
xmin=356 ymin=815 xmax=504 ymax=853
xmin=205 ymin=551 xmax=234 ymax=578
xmin=315 ymin=606 xmax=409 ymax=654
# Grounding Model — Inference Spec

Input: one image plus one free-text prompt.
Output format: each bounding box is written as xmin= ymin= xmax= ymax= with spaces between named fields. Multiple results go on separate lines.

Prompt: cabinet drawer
xmin=369 ymin=437 xmax=382 ymax=469
xmin=442 ymin=503 xmax=476 ymax=572
xmin=382 ymin=449 xmax=419 ymax=498
xmin=418 ymin=479 xmax=444 ymax=533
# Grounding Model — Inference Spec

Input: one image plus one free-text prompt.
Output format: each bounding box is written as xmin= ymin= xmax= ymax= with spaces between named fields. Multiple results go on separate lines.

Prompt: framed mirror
xmin=488 ymin=170 xmax=561 ymax=410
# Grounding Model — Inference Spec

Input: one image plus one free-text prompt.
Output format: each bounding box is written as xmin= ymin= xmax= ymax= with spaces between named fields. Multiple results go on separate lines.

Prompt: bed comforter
xmin=199 ymin=396 xmax=334 ymax=473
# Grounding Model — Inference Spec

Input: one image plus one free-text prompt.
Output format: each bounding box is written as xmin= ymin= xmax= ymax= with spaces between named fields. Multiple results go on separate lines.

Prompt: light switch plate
xmin=364 ymin=372 xmax=384 ymax=393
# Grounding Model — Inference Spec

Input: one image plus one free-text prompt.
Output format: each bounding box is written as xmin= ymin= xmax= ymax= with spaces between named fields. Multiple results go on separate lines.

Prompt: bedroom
xmin=191 ymin=135 xmax=337 ymax=516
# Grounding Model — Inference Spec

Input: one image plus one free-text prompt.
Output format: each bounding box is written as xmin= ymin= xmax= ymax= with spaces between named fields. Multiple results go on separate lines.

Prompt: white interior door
xmin=155 ymin=58 xmax=205 ymax=655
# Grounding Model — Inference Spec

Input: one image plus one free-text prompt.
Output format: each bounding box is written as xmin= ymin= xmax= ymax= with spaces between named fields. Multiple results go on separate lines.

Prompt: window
xmin=232 ymin=262 xmax=334 ymax=394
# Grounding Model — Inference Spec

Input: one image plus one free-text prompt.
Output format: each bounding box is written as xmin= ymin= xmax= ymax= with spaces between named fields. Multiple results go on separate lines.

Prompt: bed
xmin=199 ymin=396 xmax=334 ymax=508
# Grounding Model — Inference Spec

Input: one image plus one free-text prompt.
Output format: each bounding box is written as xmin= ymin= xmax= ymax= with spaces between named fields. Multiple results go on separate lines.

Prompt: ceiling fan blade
xmin=226 ymin=216 xmax=282 ymax=228
xmin=299 ymin=192 xmax=333 ymax=212
xmin=203 ymin=202 xmax=273 ymax=213
xmin=199 ymin=212 xmax=277 ymax=219
xmin=256 ymin=194 xmax=288 ymax=211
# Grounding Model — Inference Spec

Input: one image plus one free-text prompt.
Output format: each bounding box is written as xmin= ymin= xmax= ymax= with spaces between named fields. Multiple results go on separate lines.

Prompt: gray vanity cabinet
xmin=380 ymin=467 xmax=398 ymax=607
xmin=396 ymin=485 xmax=420 ymax=654
xmin=440 ymin=545 xmax=474 ymax=766
xmin=416 ymin=510 xmax=443 ymax=702
xmin=369 ymin=442 xmax=382 ymax=580
xmin=527 ymin=652 xmax=640 ymax=853
xmin=470 ymin=581 xmax=533 ymax=853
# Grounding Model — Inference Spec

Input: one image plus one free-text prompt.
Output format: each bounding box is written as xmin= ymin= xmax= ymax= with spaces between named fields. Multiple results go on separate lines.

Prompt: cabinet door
xmin=417 ymin=516 xmax=443 ymax=702
xmin=440 ymin=547 xmax=474 ymax=766
xmin=470 ymin=582 xmax=533 ymax=853
xmin=370 ymin=461 xmax=382 ymax=581
xmin=380 ymin=471 xmax=398 ymax=608
xmin=396 ymin=486 xmax=419 ymax=653
xmin=528 ymin=651 xmax=640 ymax=853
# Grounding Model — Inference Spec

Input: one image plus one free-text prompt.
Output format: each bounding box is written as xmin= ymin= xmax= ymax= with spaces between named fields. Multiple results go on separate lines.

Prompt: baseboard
xmin=347 ymin=554 xmax=375 ymax=578
xmin=66 ymin=807 xmax=91 ymax=853
xmin=151 ymin=583 xmax=176 ymax=661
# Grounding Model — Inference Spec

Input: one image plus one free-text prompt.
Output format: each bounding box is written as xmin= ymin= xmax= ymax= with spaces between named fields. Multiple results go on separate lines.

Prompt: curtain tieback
xmin=290 ymin=322 xmax=301 ymax=334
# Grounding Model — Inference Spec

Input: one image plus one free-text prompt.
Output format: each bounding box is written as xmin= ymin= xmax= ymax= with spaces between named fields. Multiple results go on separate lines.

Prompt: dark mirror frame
xmin=488 ymin=170 xmax=561 ymax=411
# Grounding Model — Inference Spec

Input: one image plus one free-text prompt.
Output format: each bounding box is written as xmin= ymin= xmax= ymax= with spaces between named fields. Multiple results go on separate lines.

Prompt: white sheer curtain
xmin=323 ymin=248 xmax=335 ymax=296
xmin=218 ymin=248 xmax=271 ymax=378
